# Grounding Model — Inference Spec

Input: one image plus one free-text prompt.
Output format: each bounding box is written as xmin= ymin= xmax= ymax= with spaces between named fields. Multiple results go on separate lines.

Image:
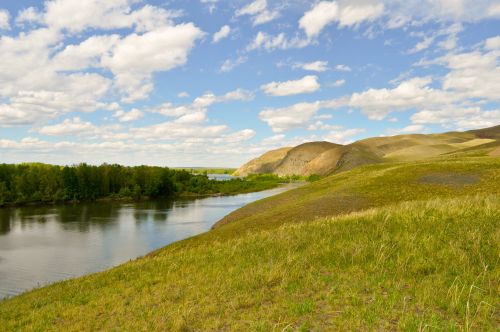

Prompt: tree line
xmin=0 ymin=163 xmax=281 ymax=206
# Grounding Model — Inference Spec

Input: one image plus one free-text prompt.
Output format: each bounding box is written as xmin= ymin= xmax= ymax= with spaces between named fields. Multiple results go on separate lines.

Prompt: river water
xmin=0 ymin=185 xmax=291 ymax=299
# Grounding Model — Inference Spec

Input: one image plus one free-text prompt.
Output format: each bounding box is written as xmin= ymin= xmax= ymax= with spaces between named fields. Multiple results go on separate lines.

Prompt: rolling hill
xmin=235 ymin=125 xmax=500 ymax=176
xmin=0 ymin=125 xmax=499 ymax=331
xmin=1 ymin=149 xmax=498 ymax=331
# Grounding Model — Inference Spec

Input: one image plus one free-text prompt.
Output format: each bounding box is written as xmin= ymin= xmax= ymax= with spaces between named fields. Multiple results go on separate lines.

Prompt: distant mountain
xmin=235 ymin=125 xmax=500 ymax=176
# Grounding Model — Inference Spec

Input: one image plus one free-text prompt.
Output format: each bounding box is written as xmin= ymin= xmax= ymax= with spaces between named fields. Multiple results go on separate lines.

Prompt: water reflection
xmin=0 ymin=186 xmax=292 ymax=299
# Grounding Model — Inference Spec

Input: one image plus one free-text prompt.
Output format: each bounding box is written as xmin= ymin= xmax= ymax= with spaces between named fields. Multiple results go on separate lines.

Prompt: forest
xmin=0 ymin=163 xmax=281 ymax=206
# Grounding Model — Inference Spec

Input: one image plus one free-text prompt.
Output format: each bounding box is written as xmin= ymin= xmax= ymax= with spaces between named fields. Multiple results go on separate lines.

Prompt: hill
xmin=235 ymin=125 xmax=500 ymax=176
xmin=234 ymin=147 xmax=292 ymax=176
xmin=1 ymin=152 xmax=499 ymax=331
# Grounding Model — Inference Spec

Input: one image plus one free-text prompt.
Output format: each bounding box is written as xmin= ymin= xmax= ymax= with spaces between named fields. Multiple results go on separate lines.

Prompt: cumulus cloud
xmin=37 ymin=117 xmax=98 ymax=136
xmin=295 ymin=60 xmax=329 ymax=72
xmin=260 ymin=75 xmax=320 ymax=96
xmin=101 ymin=24 xmax=204 ymax=102
xmin=259 ymin=102 xmax=323 ymax=133
xmin=151 ymin=88 xmax=254 ymax=118
xmin=0 ymin=9 xmax=10 ymax=29
xmin=344 ymin=76 xmax=449 ymax=119
xmin=407 ymin=23 xmax=462 ymax=54
xmin=386 ymin=0 xmax=500 ymax=23
xmin=113 ymin=109 xmax=144 ymax=122
xmin=212 ymin=25 xmax=231 ymax=43
xmin=246 ymin=31 xmax=309 ymax=51
xmin=331 ymin=79 xmax=346 ymax=87
xmin=43 ymin=0 xmax=177 ymax=33
xmin=411 ymin=107 xmax=500 ymax=130
xmin=235 ymin=0 xmax=279 ymax=26
xmin=389 ymin=124 xmax=426 ymax=134
xmin=299 ymin=1 xmax=384 ymax=38
xmin=484 ymin=35 xmax=500 ymax=50
xmin=0 ymin=0 xmax=205 ymax=128
xmin=15 ymin=7 xmax=42 ymax=25
xmin=324 ymin=128 xmax=365 ymax=144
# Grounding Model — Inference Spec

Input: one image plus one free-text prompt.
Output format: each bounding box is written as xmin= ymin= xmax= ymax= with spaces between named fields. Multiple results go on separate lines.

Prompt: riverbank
xmin=0 ymin=185 xmax=298 ymax=299
xmin=1 ymin=156 xmax=498 ymax=330
xmin=0 ymin=163 xmax=286 ymax=208
xmin=0 ymin=169 xmax=292 ymax=209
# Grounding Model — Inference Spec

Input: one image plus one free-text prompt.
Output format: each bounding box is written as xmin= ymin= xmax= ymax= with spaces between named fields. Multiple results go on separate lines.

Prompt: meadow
xmin=0 ymin=151 xmax=498 ymax=331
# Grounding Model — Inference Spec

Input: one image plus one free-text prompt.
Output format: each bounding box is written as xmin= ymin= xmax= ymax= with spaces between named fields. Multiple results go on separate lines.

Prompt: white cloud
xmin=214 ymin=129 xmax=256 ymax=143
xmin=411 ymin=107 xmax=500 ymax=130
xmin=52 ymin=35 xmax=121 ymax=71
xmin=485 ymin=35 xmax=500 ymax=50
xmin=307 ymin=121 xmax=342 ymax=131
xmin=101 ymin=24 xmax=204 ymax=102
xmin=314 ymin=114 xmax=333 ymax=120
xmin=236 ymin=0 xmax=267 ymax=16
xmin=261 ymin=75 xmax=320 ymax=96
xmin=38 ymin=117 xmax=98 ymax=136
xmin=235 ymin=0 xmax=279 ymax=26
xmin=252 ymin=10 xmax=280 ymax=25
xmin=259 ymin=102 xmax=322 ymax=132
xmin=0 ymin=1 xmax=205 ymax=128
xmin=331 ymin=79 xmax=346 ymax=87
xmin=407 ymin=23 xmax=462 ymax=54
xmin=132 ymin=122 xmax=229 ymax=141
xmin=344 ymin=76 xmax=454 ymax=119
xmin=489 ymin=3 xmax=500 ymax=17
xmin=151 ymin=88 xmax=254 ymax=118
xmin=247 ymin=31 xmax=309 ymax=51
xmin=297 ymin=60 xmax=329 ymax=72
xmin=200 ymin=0 xmax=219 ymax=14
xmin=220 ymin=56 xmax=248 ymax=72
xmin=113 ymin=109 xmax=144 ymax=122
xmin=387 ymin=0 xmax=500 ymax=23
xmin=178 ymin=91 xmax=190 ymax=98
xmin=174 ymin=111 xmax=207 ymax=124
xmin=335 ymin=64 xmax=352 ymax=72
xmin=408 ymin=36 xmax=435 ymax=53
xmin=299 ymin=1 xmax=339 ymax=38
xmin=324 ymin=128 xmax=365 ymax=144
xmin=212 ymin=25 xmax=231 ymax=43
xmin=391 ymin=124 xmax=425 ymax=134
xmin=338 ymin=2 xmax=385 ymax=27
xmin=299 ymin=1 xmax=384 ymax=38
xmin=0 ymin=9 xmax=10 ymax=30
xmin=439 ymin=50 xmax=500 ymax=101
xmin=43 ymin=0 xmax=177 ymax=33
xmin=15 ymin=7 xmax=42 ymax=25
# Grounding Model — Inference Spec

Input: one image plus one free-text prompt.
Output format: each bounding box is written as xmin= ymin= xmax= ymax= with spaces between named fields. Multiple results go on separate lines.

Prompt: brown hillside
xmin=234 ymin=147 xmax=292 ymax=176
xmin=274 ymin=142 xmax=340 ymax=176
xmin=235 ymin=125 xmax=500 ymax=176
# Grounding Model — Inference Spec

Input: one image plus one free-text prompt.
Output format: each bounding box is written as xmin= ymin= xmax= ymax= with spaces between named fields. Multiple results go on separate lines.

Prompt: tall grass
xmin=1 ymin=195 xmax=498 ymax=331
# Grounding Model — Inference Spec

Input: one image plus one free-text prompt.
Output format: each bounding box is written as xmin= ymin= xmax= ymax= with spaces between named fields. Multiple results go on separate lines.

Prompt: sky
xmin=0 ymin=0 xmax=499 ymax=167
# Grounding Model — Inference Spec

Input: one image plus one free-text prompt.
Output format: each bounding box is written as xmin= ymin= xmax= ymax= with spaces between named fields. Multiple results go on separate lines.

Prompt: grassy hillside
xmin=214 ymin=155 xmax=500 ymax=234
xmin=234 ymin=125 xmax=500 ymax=177
xmin=0 ymin=154 xmax=499 ymax=331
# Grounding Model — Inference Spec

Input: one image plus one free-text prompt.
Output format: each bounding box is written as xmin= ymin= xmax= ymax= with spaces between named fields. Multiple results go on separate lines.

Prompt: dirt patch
xmin=418 ymin=173 xmax=480 ymax=186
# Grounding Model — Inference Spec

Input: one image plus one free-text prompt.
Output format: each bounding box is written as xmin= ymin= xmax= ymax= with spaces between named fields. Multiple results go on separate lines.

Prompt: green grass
xmin=1 ymin=156 xmax=499 ymax=331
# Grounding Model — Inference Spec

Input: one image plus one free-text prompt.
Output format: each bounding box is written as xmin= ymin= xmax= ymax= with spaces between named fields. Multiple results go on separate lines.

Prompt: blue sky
xmin=0 ymin=0 xmax=499 ymax=167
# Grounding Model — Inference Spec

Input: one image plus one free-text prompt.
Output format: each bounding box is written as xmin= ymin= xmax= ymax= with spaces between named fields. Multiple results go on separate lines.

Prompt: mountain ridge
xmin=235 ymin=125 xmax=500 ymax=176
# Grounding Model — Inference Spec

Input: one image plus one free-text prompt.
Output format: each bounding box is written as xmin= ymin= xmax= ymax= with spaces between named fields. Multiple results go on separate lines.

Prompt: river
xmin=0 ymin=185 xmax=292 ymax=299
